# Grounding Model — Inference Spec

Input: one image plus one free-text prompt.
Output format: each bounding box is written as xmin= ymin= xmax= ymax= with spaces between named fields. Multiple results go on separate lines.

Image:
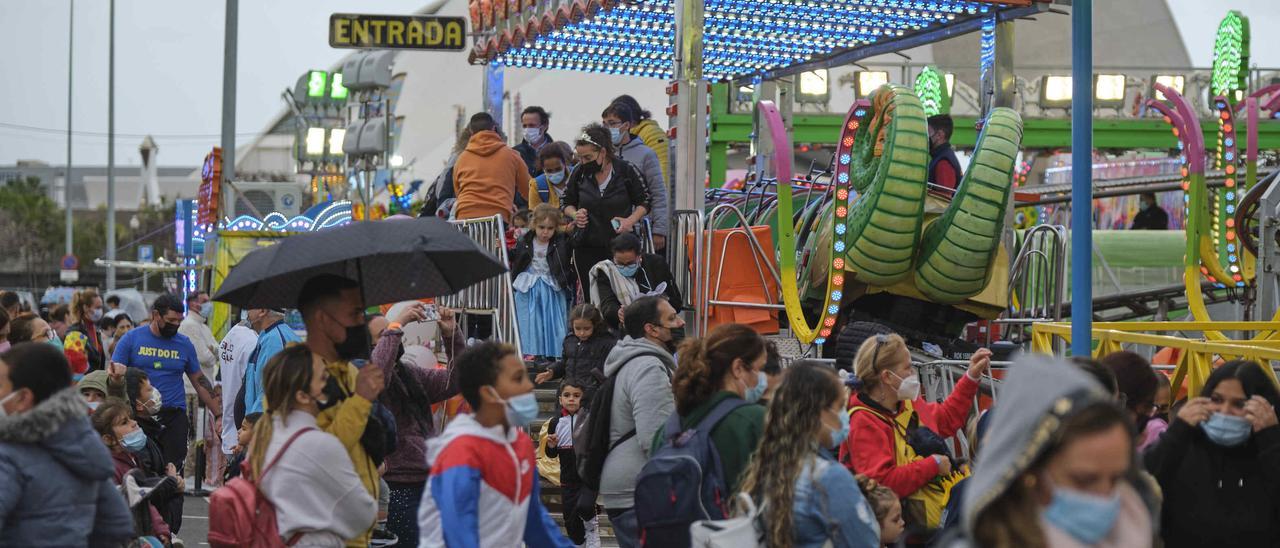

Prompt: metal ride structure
xmin=1143 ymin=10 xmax=1280 ymax=336
xmin=463 ymin=0 xmax=1044 ymax=354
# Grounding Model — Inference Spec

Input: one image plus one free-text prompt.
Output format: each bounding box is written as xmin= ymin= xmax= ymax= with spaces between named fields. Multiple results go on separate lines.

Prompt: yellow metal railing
xmin=1030 ymin=322 xmax=1280 ymax=398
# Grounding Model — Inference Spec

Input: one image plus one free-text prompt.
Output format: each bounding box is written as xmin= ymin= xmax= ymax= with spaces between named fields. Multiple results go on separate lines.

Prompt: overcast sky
xmin=1 ymin=0 xmax=1276 ymax=167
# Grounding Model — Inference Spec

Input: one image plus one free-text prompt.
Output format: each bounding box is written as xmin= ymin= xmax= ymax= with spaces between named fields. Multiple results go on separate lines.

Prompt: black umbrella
xmin=212 ymin=216 xmax=507 ymax=309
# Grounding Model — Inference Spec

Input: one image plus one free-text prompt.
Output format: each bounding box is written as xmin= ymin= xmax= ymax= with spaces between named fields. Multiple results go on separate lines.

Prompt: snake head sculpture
xmin=769 ymin=84 xmax=1024 ymax=344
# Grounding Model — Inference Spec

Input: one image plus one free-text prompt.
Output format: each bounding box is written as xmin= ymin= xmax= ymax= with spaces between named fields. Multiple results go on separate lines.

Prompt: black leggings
xmin=155 ymin=408 xmax=189 ymax=534
xmin=573 ymin=246 xmax=612 ymax=303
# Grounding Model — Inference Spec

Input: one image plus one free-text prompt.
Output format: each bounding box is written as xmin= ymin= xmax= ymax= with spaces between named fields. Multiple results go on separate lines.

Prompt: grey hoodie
xmin=619 ymin=138 xmax=669 ymax=237
xmin=599 ymin=336 xmax=677 ymax=510
xmin=0 ymin=387 xmax=134 ymax=546
xmin=950 ymin=354 xmax=1159 ymax=545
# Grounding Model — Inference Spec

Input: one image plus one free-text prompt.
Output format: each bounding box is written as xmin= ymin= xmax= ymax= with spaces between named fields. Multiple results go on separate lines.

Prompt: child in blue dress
xmin=511 ymin=204 xmax=574 ymax=360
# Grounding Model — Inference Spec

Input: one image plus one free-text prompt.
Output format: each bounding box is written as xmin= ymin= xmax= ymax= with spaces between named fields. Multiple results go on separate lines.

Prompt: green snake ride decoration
xmin=764 ymin=84 xmax=1024 ymax=344
xmin=915 ymin=108 xmax=1023 ymax=303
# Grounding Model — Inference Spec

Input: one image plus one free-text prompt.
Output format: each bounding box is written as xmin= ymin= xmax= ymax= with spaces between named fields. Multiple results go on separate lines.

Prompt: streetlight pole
xmin=65 ymin=0 xmax=74 ymax=256
xmin=105 ymin=0 xmax=117 ymax=289
xmin=221 ymin=0 xmax=238 ymax=214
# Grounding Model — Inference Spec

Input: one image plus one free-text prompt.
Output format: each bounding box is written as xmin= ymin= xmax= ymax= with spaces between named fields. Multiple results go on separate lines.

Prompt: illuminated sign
xmin=307 ymin=70 xmax=327 ymax=98
xmin=329 ymin=13 xmax=466 ymax=51
xmin=330 ymin=73 xmax=349 ymax=100
xmin=1211 ymin=11 xmax=1249 ymax=100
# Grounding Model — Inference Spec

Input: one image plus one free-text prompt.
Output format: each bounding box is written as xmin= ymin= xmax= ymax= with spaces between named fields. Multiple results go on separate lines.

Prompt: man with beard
xmin=298 ymin=274 xmax=387 ymax=548
xmin=592 ymin=296 xmax=684 ymax=548
xmin=112 ymin=293 xmax=220 ymax=536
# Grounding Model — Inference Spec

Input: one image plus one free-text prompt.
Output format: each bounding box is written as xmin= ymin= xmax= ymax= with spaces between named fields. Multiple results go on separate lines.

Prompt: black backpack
xmin=573 ymin=350 xmax=670 ymax=491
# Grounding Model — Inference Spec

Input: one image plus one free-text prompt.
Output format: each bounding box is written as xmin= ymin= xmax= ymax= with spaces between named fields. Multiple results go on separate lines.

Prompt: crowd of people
xmin=0 ymin=89 xmax=1275 ymax=547
xmin=1 ymin=268 xmax=1276 ymax=548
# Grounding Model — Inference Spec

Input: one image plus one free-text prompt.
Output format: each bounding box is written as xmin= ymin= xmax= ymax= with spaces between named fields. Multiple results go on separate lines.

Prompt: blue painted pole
xmin=1070 ymin=0 xmax=1093 ymax=356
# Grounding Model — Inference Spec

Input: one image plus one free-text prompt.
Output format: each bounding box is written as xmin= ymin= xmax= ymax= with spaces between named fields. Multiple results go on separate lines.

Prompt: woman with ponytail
xmin=249 ymin=344 xmax=376 ymax=547
xmin=653 ymin=323 xmax=768 ymax=493
xmin=64 ymin=288 xmax=106 ymax=374
xmin=738 ymin=361 xmax=881 ymax=548
xmin=841 ymin=333 xmax=991 ymax=540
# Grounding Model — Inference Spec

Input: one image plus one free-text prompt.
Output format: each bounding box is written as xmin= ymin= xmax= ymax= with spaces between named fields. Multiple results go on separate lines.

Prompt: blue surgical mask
xmin=617 ymin=263 xmax=640 ymax=278
xmin=1041 ymin=484 xmax=1122 ymax=545
xmin=609 ymin=127 xmax=624 ymax=145
xmin=200 ymin=301 xmax=214 ymax=318
xmin=47 ymin=331 xmax=64 ymax=352
xmin=546 ymin=171 xmax=565 ymax=185
xmin=743 ymin=370 xmax=768 ymax=404
xmin=121 ymin=429 xmax=149 ymax=452
xmin=829 ymin=408 xmax=850 ymax=447
xmin=1202 ymin=412 xmax=1252 ymax=447
xmin=495 ymin=390 xmax=540 ymax=427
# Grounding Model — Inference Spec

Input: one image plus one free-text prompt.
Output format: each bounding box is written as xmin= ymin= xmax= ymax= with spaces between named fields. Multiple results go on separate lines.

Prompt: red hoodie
xmin=453 ymin=130 xmax=530 ymax=222
xmin=840 ymin=373 xmax=977 ymax=498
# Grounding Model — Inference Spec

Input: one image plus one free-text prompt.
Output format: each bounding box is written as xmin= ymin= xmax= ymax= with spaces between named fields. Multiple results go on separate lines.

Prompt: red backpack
xmin=208 ymin=427 xmax=315 ymax=548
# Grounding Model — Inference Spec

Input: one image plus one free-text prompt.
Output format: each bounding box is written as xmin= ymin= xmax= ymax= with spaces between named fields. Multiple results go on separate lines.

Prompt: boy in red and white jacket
xmin=418 ymin=341 xmax=571 ymax=548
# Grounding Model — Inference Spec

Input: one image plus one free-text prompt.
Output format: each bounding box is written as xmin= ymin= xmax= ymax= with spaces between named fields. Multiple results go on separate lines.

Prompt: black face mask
xmin=334 ymin=322 xmax=372 ymax=361
xmin=160 ymin=323 xmax=180 ymax=339
xmin=578 ymin=160 xmax=601 ymax=177
xmin=664 ymin=326 xmax=685 ymax=353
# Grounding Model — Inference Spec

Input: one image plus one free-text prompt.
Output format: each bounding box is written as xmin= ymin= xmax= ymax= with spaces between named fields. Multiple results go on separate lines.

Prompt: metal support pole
xmin=1070 ymin=0 xmax=1093 ymax=356
xmin=65 ymin=0 xmax=74 ymax=255
xmin=993 ymin=20 xmax=1017 ymax=109
xmin=672 ymin=0 xmax=707 ymax=213
xmin=105 ymin=0 xmax=116 ymax=289
xmin=221 ymin=0 xmax=238 ymax=232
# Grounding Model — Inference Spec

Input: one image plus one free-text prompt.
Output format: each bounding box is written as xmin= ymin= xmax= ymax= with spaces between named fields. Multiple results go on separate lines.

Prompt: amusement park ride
xmin=463 ymin=0 xmax=1280 ymax=395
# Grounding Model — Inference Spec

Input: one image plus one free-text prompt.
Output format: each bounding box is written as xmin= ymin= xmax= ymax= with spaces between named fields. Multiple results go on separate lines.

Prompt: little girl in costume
xmin=511 ymin=204 xmax=574 ymax=360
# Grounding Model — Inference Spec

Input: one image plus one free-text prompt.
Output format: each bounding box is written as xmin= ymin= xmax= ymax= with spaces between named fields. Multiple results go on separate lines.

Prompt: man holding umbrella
xmin=295 ymin=274 xmax=387 ymax=547
xmin=212 ymin=215 xmax=512 ymax=547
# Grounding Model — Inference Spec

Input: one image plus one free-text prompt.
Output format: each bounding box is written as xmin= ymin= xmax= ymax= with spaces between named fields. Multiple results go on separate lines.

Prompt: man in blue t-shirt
xmin=112 ymin=293 xmax=220 ymax=535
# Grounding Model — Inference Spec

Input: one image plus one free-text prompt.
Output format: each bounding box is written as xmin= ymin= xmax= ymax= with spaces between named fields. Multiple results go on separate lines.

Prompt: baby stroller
xmin=119 ymin=468 xmax=182 ymax=548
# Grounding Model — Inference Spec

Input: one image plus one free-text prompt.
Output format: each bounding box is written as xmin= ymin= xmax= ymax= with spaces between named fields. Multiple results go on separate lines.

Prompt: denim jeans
xmin=606 ymin=507 xmax=640 ymax=548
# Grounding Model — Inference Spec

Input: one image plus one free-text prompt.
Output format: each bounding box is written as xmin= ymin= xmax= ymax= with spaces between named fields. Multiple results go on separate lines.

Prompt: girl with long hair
xmin=64 ymin=288 xmax=106 ymax=374
xmin=654 ymin=323 xmax=767 ymax=494
xmin=1143 ymin=360 xmax=1280 ymax=547
xmin=510 ymin=204 xmax=574 ymax=360
xmin=535 ymin=303 xmax=616 ymax=403
xmin=248 ymin=344 xmax=376 ymax=547
xmin=952 ymin=356 xmax=1156 ymax=548
xmin=738 ymin=361 xmax=880 ymax=548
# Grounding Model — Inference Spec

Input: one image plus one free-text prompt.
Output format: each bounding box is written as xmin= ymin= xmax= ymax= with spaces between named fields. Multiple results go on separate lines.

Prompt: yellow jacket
xmin=633 ymin=119 xmax=670 ymax=188
xmin=526 ymin=177 xmax=561 ymax=209
xmin=316 ymin=359 xmax=378 ymax=547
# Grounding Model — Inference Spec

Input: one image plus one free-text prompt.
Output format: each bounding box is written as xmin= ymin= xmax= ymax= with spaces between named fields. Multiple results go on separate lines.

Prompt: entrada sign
xmin=329 ymin=13 xmax=466 ymax=51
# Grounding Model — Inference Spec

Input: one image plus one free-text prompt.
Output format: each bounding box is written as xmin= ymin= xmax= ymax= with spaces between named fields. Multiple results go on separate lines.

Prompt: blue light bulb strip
xmin=492 ymin=0 xmax=1006 ymax=80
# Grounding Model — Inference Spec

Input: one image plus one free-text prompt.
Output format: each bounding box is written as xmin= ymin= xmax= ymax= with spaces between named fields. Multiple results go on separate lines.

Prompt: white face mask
xmin=0 ymin=390 xmax=20 ymax=418
xmin=890 ymin=370 xmax=921 ymax=401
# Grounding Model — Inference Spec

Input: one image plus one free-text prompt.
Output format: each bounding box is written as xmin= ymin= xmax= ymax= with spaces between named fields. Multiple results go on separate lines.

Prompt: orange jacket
xmin=452 ymin=131 xmax=529 ymax=222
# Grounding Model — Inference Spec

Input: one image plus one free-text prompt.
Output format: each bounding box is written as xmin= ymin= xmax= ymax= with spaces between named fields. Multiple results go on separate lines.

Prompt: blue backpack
xmin=634 ymin=398 xmax=749 ymax=548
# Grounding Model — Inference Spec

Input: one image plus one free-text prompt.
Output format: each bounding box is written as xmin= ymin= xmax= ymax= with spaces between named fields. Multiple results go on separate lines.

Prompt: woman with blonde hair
xmin=840 ymin=333 xmax=991 ymax=539
xmin=247 ymin=344 xmax=376 ymax=546
xmin=64 ymin=288 xmax=106 ymax=374
xmin=737 ymin=361 xmax=880 ymax=548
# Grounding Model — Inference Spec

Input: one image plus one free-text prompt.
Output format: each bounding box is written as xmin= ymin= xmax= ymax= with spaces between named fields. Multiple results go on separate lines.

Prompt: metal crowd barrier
xmin=671 ymin=209 xmax=706 ymax=331
xmin=440 ymin=214 xmax=523 ymax=356
xmin=999 ymin=225 xmax=1067 ymax=348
